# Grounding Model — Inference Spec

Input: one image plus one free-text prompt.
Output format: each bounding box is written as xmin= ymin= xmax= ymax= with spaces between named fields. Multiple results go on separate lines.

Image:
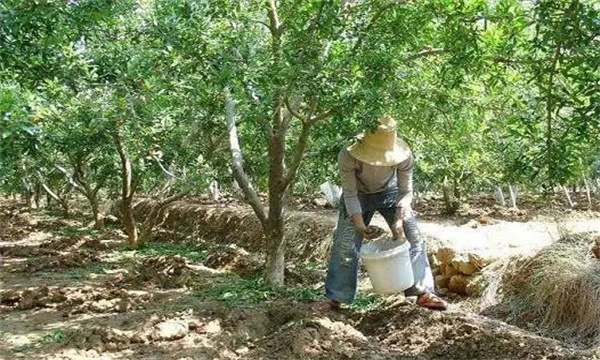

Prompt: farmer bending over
xmin=314 ymin=116 xmax=447 ymax=311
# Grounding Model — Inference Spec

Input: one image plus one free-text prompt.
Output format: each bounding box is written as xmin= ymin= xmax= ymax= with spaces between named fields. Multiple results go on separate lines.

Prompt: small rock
xmin=203 ymin=319 xmax=221 ymax=334
xmin=235 ymin=346 xmax=250 ymax=355
xmin=435 ymin=275 xmax=450 ymax=289
xmin=312 ymin=198 xmax=328 ymax=207
xmin=448 ymin=275 xmax=469 ymax=295
xmin=453 ymin=260 xmax=478 ymax=276
xmin=187 ymin=319 xmax=201 ymax=331
xmin=90 ymin=299 xmax=115 ymax=313
xmin=129 ymin=332 xmax=149 ymax=344
xmin=151 ymin=320 xmax=189 ymax=341
xmin=436 ymin=248 xmax=456 ymax=264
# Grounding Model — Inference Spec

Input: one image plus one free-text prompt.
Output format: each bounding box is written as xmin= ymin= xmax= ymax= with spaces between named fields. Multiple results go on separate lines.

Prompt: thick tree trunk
xmin=24 ymin=192 xmax=33 ymax=208
xmin=442 ymin=177 xmax=459 ymax=215
xmin=89 ymin=196 xmax=103 ymax=227
xmin=34 ymin=184 xmax=42 ymax=209
xmin=264 ymin=179 xmax=286 ymax=286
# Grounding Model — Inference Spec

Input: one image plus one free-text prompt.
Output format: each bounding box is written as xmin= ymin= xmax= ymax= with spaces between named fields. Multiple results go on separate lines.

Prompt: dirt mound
xmin=253 ymin=316 xmax=372 ymax=359
xmin=356 ymin=303 xmax=584 ymax=360
xmin=0 ymin=286 xmax=68 ymax=310
xmin=39 ymin=235 xmax=83 ymax=250
xmin=65 ymin=312 xmax=217 ymax=353
xmin=0 ymin=286 xmax=151 ymax=315
xmin=0 ymin=244 xmax=53 ymax=257
xmin=17 ymin=250 xmax=99 ymax=272
xmin=109 ymin=254 xmax=211 ymax=289
xmin=122 ymin=200 xmax=337 ymax=263
xmin=204 ymin=244 xmax=262 ymax=277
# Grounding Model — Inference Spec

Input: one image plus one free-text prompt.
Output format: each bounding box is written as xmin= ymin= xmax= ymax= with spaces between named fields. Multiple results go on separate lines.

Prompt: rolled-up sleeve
xmin=396 ymin=153 xmax=414 ymax=206
xmin=339 ymin=150 xmax=362 ymax=216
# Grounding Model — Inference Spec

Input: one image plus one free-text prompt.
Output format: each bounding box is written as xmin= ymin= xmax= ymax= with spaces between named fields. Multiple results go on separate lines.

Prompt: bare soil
xmin=1 ymin=199 xmax=599 ymax=359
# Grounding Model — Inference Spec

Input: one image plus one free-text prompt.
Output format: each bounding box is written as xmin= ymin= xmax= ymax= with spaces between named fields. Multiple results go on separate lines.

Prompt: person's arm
xmin=339 ymin=150 xmax=377 ymax=239
xmin=396 ymin=154 xmax=415 ymax=219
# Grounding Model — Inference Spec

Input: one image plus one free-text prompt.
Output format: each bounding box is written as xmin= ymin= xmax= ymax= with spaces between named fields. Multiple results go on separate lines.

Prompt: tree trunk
xmin=562 ymin=185 xmax=574 ymax=209
xmin=46 ymin=192 xmax=52 ymax=207
xmin=89 ymin=196 xmax=103 ymax=227
xmin=508 ymin=184 xmax=518 ymax=208
xmin=24 ymin=191 xmax=33 ymax=208
xmin=583 ymin=178 xmax=592 ymax=208
xmin=113 ymin=126 xmax=138 ymax=249
xmin=34 ymin=183 xmax=42 ymax=209
xmin=121 ymin=178 xmax=137 ymax=249
xmin=494 ymin=186 xmax=506 ymax=207
xmin=442 ymin=177 xmax=459 ymax=215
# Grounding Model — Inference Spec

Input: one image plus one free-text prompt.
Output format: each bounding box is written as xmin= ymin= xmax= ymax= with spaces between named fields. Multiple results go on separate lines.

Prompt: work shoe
xmin=416 ymin=293 xmax=448 ymax=311
xmin=310 ymin=299 xmax=341 ymax=312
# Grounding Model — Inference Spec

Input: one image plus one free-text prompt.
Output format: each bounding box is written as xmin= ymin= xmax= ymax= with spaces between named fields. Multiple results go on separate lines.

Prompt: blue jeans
xmin=325 ymin=189 xmax=434 ymax=302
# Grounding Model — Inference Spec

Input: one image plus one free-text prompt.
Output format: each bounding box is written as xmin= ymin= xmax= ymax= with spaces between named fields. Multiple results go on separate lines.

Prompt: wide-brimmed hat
xmin=346 ymin=115 xmax=411 ymax=166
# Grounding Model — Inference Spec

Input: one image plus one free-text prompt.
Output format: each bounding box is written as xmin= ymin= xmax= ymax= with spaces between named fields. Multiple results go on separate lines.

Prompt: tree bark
xmin=113 ymin=127 xmax=138 ymax=249
xmin=442 ymin=177 xmax=459 ymax=215
xmin=583 ymin=177 xmax=592 ymax=208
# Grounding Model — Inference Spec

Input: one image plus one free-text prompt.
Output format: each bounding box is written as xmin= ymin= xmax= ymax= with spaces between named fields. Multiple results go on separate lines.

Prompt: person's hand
xmin=349 ymin=214 xmax=382 ymax=239
xmin=390 ymin=220 xmax=404 ymax=241
xmin=356 ymin=225 xmax=382 ymax=240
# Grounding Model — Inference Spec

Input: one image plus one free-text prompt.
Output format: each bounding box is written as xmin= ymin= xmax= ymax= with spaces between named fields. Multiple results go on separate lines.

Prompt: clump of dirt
xmin=0 ymin=286 xmax=67 ymax=310
xmin=62 ymin=287 xmax=153 ymax=316
xmin=0 ymin=244 xmax=54 ymax=257
xmin=253 ymin=316 xmax=372 ymax=359
xmin=16 ymin=250 xmax=100 ymax=273
xmin=204 ymin=244 xmax=262 ymax=277
xmin=0 ymin=286 xmax=151 ymax=315
xmin=356 ymin=303 xmax=585 ymax=360
xmin=109 ymin=254 xmax=202 ymax=289
xmin=65 ymin=312 xmax=215 ymax=353
xmin=39 ymin=235 xmax=83 ymax=250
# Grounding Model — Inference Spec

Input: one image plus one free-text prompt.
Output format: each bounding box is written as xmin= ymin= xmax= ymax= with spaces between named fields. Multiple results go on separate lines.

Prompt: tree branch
xmin=158 ymin=189 xmax=190 ymax=207
xmin=225 ymin=89 xmax=268 ymax=228
xmin=403 ymin=47 xmax=445 ymax=60
xmin=284 ymin=96 xmax=307 ymax=124
xmin=283 ymin=122 xmax=312 ymax=189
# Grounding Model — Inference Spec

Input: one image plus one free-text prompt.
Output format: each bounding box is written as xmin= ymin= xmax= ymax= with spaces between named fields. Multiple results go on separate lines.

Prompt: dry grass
xmin=500 ymin=232 xmax=600 ymax=346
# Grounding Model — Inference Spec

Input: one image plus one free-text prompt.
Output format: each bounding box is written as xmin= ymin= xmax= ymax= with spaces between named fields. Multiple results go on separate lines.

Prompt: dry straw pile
xmin=500 ymin=232 xmax=600 ymax=346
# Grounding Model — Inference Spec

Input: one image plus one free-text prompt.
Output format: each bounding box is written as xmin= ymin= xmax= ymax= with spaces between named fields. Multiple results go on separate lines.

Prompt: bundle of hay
xmin=500 ymin=232 xmax=600 ymax=345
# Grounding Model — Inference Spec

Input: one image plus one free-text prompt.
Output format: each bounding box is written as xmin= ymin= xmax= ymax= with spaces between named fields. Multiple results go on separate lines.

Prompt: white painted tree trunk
xmin=494 ymin=186 xmax=506 ymax=207
xmin=209 ymin=181 xmax=220 ymax=202
xmin=508 ymin=184 xmax=517 ymax=208
xmin=583 ymin=178 xmax=592 ymax=208
xmin=562 ymin=185 xmax=574 ymax=208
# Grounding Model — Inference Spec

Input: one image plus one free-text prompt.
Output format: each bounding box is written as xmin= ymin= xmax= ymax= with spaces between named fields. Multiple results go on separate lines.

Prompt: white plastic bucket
xmin=360 ymin=239 xmax=414 ymax=294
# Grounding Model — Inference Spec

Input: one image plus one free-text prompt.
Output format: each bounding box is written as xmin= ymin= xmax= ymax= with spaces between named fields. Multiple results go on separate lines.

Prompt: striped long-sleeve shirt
xmin=338 ymin=148 xmax=414 ymax=216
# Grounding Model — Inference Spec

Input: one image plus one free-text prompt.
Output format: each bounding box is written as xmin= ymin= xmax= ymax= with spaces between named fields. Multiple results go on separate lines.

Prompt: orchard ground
xmin=1 ymin=194 xmax=600 ymax=360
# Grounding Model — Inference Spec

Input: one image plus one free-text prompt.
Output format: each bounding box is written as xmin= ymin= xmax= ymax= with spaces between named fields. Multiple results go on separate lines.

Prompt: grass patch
xmin=350 ymin=293 xmax=384 ymax=311
xmin=58 ymin=225 xmax=104 ymax=237
xmin=41 ymin=329 xmax=66 ymax=344
xmin=195 ymin=274 xmax=322 ymax=305
xmin=122 ymin=241 xmax=208 ymax=263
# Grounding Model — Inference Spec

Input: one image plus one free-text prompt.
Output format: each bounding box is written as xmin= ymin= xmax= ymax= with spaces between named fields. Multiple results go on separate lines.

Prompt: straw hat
xmin=347 ymin=115 xmax=411 ymax=166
